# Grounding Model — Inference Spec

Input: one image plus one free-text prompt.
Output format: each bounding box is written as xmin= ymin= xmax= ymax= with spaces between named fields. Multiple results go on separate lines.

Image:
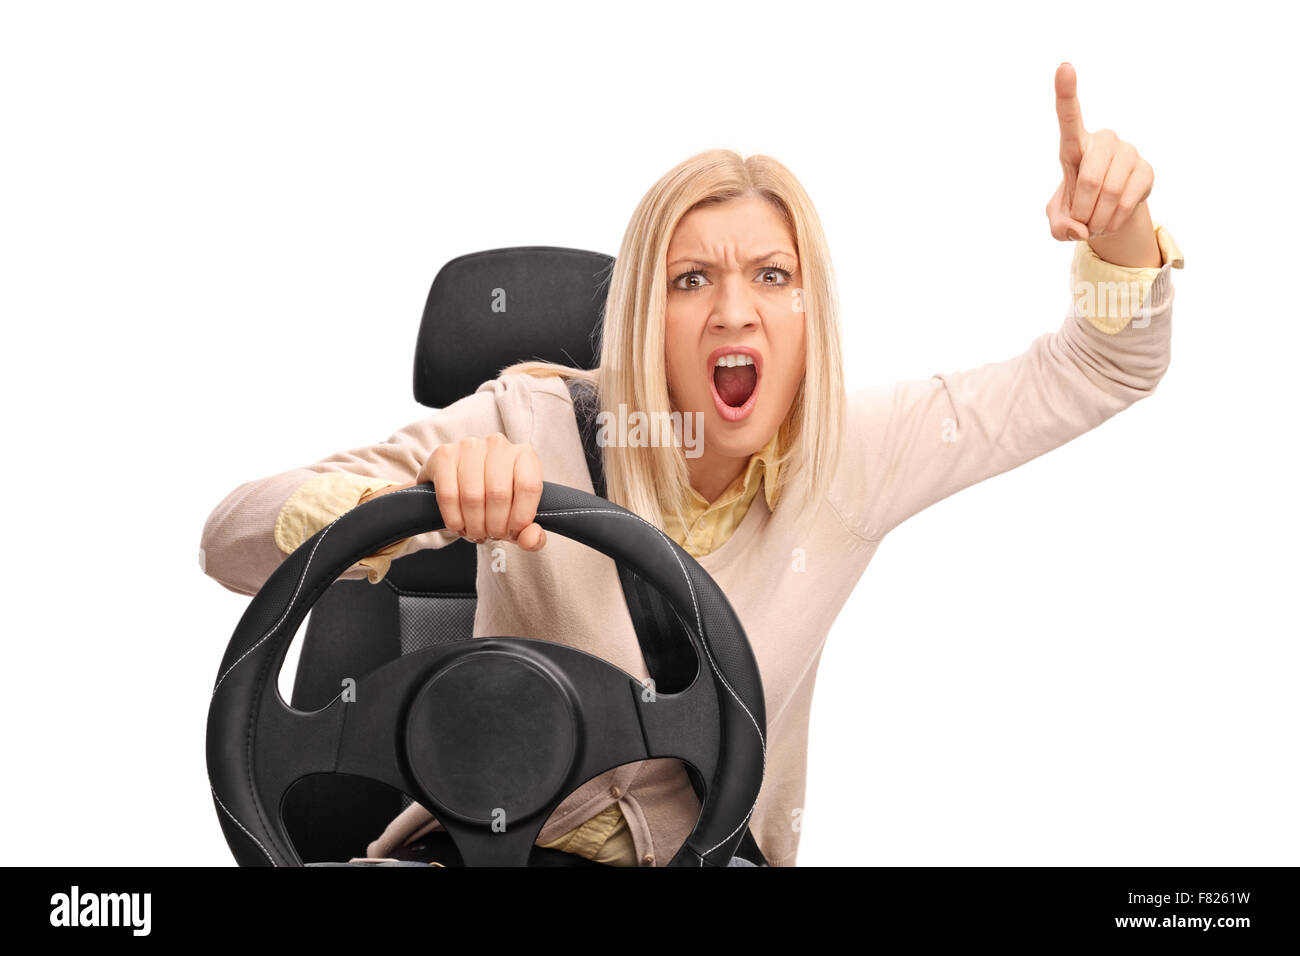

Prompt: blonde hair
xmin=501 ymin=148 xmax=845 ymax=534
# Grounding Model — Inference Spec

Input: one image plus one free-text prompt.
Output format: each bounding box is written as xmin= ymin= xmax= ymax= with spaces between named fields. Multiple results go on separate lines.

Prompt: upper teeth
xmin=715 ymin=354 xmax=755 ymax=368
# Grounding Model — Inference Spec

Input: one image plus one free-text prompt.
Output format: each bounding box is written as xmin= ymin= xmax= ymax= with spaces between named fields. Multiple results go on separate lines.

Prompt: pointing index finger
xmin=1055 ymin=62 xmax=1087 ymax=151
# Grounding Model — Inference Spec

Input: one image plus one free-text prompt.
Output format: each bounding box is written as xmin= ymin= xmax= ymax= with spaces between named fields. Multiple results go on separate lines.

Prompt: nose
xmin=709 ymin=275 xmax=760 ymax=333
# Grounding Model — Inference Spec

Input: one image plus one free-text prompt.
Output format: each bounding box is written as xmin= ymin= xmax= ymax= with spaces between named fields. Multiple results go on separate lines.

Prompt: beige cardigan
xmin=200 ymin=232 xmax=1182 ymax=865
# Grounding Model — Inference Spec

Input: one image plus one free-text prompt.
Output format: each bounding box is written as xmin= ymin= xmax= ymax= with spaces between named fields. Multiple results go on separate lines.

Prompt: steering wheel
xmin=206 ymin=481 xmax=767 ymax=866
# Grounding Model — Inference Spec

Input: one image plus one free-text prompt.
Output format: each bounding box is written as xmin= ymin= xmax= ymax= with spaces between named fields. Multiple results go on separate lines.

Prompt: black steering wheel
xmin=206 ymin=481 xmax=767 ymax=866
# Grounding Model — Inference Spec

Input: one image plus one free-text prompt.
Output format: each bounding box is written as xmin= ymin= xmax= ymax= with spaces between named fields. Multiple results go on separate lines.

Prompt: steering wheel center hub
xmin=404 ymin=648 xmax=578 ymax=825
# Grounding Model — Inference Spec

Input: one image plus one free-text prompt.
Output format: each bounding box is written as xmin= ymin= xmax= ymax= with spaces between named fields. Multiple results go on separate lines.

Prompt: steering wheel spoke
xmin=626 ymin=670 xmax=721 ymax=782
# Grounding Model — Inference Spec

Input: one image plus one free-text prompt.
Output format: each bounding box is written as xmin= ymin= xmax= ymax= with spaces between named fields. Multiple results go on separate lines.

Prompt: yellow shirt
xmin=270 ymin=225 xmax=1183 ymax=866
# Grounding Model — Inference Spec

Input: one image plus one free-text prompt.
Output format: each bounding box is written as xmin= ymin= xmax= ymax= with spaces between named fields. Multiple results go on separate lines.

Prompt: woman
xmin=200 ymin=64 xmax=1183 ymax=866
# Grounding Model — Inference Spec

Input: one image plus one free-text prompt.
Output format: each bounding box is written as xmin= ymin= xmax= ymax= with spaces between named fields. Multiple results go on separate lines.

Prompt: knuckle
xmin=484 ymin=485 xmax=513 ymax=504
xmin=436 ymin=494 xmax=463 ymax=526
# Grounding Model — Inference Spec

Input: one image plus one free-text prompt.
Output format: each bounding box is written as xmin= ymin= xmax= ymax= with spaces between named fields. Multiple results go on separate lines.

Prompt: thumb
xmin=1047 ymin=179 xmax=1089 ymax=242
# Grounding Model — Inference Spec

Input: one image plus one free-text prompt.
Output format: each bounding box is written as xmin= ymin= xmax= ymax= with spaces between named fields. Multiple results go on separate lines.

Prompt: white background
xmin=2 ymin=1 xmax=1294 ymax=866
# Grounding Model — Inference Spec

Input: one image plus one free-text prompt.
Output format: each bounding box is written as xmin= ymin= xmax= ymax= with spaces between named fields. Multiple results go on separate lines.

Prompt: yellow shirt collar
xmin=661 ymin=431 xmax=781 ymax=558
xmin=681 ymin=430 xmax=782 ymax=513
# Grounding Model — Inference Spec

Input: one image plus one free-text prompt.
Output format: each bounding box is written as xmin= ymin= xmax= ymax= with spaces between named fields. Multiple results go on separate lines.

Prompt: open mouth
xmin=708 ymin=347 xmax=762 ymax=422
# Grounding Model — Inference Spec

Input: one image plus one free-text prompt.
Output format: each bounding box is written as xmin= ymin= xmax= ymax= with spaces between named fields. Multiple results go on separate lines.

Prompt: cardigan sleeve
xmin=272 ymin=471 xmax=407 ymax=585
xmin=1072 ymin=222 xmax=1183 ymax=334
xmin=198 ymin=373 xmax=538 ymax=596
xmin=832 ymin=225 xmax=1183 ymax=541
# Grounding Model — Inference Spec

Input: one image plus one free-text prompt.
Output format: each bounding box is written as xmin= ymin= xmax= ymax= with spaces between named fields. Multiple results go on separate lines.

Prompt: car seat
xmin=211 ymin=246 xmax=769 ymax=866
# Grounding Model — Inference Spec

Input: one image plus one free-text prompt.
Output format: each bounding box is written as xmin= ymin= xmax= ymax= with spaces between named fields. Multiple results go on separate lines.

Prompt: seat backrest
xmin=283 ymin=246 xmax=614 ymax=862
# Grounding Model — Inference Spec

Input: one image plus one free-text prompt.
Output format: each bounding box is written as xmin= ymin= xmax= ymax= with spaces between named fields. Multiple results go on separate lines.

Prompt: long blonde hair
xmin=501 ymin=148 xmax=845 ymax=534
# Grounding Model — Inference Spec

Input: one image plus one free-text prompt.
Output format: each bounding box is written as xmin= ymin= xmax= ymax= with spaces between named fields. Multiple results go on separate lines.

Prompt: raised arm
xmin=198 ymin=373 xmax=538 ymax=596
xmin=831 ymin=63 xmax=1185 ymax=540
xmin=835 ymin=223 xmax=1182 ymax=541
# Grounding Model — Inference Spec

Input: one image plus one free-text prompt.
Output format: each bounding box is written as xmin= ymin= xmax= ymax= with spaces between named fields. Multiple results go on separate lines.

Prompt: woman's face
xmin=663 ymin=194 xmax=806 ymax=467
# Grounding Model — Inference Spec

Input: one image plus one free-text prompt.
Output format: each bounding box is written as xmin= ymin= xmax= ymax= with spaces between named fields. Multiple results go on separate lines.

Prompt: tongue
xmin=714 ymin=365 xmax=757 ymax=408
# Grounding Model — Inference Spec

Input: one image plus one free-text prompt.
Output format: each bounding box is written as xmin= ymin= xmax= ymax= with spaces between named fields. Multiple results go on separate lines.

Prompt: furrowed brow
xmin=667 ymin=249 xmax=797 ymax=269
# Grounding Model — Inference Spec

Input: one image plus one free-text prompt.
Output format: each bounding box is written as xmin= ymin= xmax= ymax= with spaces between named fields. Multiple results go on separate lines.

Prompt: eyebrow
xmin=666 ymin=250 xmax=798 ymax=270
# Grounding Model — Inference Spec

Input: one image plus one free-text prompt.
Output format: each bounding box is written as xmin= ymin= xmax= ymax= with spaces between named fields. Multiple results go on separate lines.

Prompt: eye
xmin=671 ymin=268 xmax=710 ymax=292
xmin=757 ymin=264 xmax=794 ymax=286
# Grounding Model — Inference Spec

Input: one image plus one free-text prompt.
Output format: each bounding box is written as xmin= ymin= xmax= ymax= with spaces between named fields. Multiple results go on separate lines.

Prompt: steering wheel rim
xmin=206 ymin=481 xmax=767 ymax=867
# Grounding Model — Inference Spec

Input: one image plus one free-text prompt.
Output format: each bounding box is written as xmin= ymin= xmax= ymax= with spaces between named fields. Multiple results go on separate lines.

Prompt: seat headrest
xmin=413 ymin=245 xmax=614 ymax=408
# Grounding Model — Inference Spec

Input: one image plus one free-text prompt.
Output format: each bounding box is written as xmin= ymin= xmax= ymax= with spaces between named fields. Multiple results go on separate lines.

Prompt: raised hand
xmin=1046 ymin=62 xmax=1155 ymax=244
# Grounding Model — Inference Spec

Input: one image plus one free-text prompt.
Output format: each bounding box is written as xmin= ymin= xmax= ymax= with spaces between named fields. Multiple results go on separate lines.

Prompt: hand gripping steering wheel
xmin=206 ymin=482 xmax=767 ymax=866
